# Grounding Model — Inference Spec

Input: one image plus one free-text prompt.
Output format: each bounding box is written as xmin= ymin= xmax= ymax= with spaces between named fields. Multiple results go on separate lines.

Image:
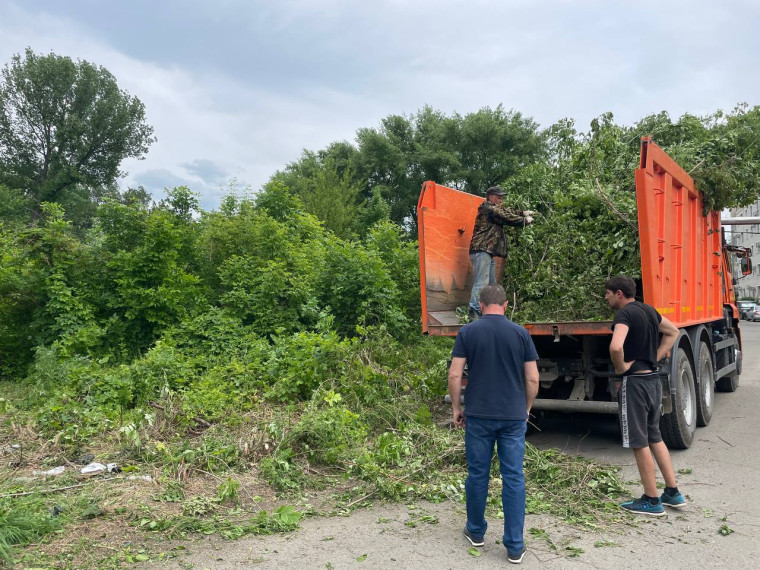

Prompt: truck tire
xmin=695 ymin=341 xmax=714 ymax=427
xmin=660 ymin=347 xmax=696 ymax=449
xmin=716 ymin=349 xmax=741 ymax=392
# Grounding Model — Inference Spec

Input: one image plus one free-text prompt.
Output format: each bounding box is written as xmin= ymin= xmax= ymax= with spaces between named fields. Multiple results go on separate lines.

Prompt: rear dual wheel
xmin=660 ymin=347 xmax=697 ymax=449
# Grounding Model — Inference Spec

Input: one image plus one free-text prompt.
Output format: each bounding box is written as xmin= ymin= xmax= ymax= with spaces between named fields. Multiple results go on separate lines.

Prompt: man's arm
xmin=448 ymin=357 xmax=467 ymax=427
xmin=656 ymin=316 xmax=679 ymax=361
xmin=609 ymin=324 xmax=633 ymax=374
xmin=488 ymin=204 xmax=531 ymax=227
xmin=524 ymin=360 xmax=539 ymax=418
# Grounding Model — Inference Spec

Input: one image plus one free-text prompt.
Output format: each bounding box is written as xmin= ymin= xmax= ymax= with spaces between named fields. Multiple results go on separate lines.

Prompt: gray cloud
xmin=2 ymin=0 xmax=759 ymax=211
xmin=133 ymin=169 xmax=190 ymax=191
xmin=182 ymin=159 xmax=228 ymax=185
xmin=133 ymin=168 xmax=230 ymax=211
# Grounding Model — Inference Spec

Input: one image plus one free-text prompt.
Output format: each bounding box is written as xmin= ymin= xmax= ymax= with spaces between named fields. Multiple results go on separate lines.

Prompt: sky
xmin=1 ymin=0 xmax=758 ymax=210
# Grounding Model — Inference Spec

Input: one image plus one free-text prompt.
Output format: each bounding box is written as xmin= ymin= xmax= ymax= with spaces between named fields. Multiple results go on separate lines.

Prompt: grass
xmin=0 ymin=510 xmax=61 ymax=565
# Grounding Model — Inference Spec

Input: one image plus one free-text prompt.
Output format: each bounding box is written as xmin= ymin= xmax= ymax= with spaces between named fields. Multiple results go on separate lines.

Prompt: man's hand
xmin=452 ymin=407 xmax=465 ymax=428
xmin=656 ymin=316 xmax=679 ymax=362
xmin=523 ymin=210 xmax=535 ymax=217
xmin=524 ymin=216 xmax=534 ymax=225
xmin=614 ymin=360 xmax=634 ymax=375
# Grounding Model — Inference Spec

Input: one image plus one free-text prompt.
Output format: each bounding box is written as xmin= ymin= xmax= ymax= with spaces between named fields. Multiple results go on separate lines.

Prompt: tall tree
xmin=454 ymin=105 xmax=546 ymax=192
xmin=355 ymin=105 xmax=545 ymax=228
xmin=356 ymin=107 xmax=460 ymax=227
xmin=0 ymin=48 xmax=156 ymax=219
xmin=299 ymin=160 xmax=362 ymax=239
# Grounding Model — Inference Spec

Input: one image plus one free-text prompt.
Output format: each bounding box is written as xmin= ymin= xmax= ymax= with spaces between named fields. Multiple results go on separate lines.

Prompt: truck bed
xmin=417 ymin=138 xmax=734 ymax=338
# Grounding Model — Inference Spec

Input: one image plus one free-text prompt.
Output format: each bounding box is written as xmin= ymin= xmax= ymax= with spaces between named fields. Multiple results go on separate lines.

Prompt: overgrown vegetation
xmin=502 ymin=106 xmax=760 ymax=321
xmin=2 ymin=46 xmax=760 ymax=566
xmin=274 ymin=104 xmax=760 ymax=322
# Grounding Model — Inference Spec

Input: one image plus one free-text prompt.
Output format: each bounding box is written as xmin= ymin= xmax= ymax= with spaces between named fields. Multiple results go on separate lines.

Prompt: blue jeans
xmin=464 ymin=416 xmax=527 ymax=556
xmin=469 ymin=251 xmax=496 ymax=312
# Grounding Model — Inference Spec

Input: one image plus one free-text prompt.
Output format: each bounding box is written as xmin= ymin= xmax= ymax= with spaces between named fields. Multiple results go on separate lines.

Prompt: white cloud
xmin=1 ymin=0 xmax=759 ymax=210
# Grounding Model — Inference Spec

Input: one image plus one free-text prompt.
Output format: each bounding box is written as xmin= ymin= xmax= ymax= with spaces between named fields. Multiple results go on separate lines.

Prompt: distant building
xmin=731 ymin=200 xmax=760 ymax=301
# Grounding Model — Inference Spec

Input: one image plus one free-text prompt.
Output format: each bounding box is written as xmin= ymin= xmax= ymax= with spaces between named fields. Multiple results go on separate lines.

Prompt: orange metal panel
xmin=635 ymin=138 xmax=724 ymax=327
xmin=417 ymin=182 xmax=483 ymax=334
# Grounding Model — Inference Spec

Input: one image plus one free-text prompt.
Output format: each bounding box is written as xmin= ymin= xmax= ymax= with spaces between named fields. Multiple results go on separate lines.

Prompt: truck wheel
xmin=695 ymin=341 xmax=714 ymax=427
xmin=716 ymin=349 xmax=741 ymax=392
xmin=660 ymin=347 xmax=696 ymax=449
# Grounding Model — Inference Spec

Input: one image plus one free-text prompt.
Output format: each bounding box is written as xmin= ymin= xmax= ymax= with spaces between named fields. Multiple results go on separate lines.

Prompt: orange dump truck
xmin=417 ymin=137 xmax=749 ymax=449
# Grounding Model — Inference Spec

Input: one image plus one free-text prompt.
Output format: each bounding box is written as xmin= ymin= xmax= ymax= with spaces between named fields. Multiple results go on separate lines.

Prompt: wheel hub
xmin=680 ymin=366 xmax=694 ymax=426
xmin=701 ymin=358 xmax=712 ymax=408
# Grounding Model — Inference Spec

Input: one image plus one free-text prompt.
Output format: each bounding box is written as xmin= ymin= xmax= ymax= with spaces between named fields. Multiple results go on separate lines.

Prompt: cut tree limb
xmin=147 ymin=400 xmax=211 ymax=428
xmin=594 ymin=179 xmax=638 ymax=232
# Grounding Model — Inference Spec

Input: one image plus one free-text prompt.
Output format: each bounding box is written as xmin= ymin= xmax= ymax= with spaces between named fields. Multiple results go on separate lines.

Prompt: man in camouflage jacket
xmin=468 ymin=186 xmax=534 ymax=321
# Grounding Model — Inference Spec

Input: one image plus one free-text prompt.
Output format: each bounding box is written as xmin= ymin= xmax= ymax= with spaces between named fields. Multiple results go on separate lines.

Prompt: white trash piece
xmin=125 ymin=475 xmax=153 ymax=482
xmin=106 ymin=463 xmax=120 ymax=473
xmin=1 ymin=444 xmax=21 ymax=455
xmin=33 ymin=466 xmax=65 ymax=476
xmin=80 ymin=462 xmax=107 ymax=475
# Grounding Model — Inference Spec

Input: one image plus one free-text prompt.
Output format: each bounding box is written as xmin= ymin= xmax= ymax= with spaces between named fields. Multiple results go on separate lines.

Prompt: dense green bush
xmin=293 ymin=401 xmax=369 ymax=465
xmin=263 ymin=331 xmax=350 ymax=403
xmin=0 ymin=173 xmax=422 ymax=383
xmin=0 ymin=225 xmax=40 ymax=376
xmin=319 ymin=239 xmax=408 ymax=336
xmin=365 ymin=221 xmax=421 ymax=328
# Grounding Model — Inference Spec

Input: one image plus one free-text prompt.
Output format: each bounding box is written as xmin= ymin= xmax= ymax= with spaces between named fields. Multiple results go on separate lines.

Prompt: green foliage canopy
xmin=0 ymin=48 xmax=155 ymax=218
xmin=274 ymin=105 xmax=546 ymax=230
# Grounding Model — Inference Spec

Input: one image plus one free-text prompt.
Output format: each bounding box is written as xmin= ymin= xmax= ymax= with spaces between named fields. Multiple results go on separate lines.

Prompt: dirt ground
xmin=145 ymin=322 xmax=760 ymax=570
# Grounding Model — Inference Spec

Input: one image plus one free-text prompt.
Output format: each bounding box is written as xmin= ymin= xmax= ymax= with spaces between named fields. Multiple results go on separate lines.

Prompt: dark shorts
xmin=618 ymin=372 xmax=663 ymax=449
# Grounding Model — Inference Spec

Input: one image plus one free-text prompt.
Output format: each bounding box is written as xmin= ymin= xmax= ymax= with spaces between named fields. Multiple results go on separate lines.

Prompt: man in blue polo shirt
xmin=448 ymin=284 xmax=539 ymax=564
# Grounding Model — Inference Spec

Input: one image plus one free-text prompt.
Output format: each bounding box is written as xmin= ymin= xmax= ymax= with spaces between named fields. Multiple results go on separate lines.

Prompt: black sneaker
xmin=508 ymin=546 xmax=526 ymax=564
xmin=463 ymin=526 xmax=484 ymax=547
xmin=468 ymin=308 xmax=481 ymax=322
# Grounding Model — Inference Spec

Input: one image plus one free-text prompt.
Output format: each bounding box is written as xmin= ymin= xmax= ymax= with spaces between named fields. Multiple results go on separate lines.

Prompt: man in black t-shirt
xmin=605 ymin=276 xmax=685 ymax=516
xmin=449 ymin=285 xmax=539 ymax=563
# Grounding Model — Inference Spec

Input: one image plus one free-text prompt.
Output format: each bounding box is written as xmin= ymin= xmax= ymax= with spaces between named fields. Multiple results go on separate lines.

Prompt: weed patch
xmin=0 ymin=508 xmax=62 ymax=565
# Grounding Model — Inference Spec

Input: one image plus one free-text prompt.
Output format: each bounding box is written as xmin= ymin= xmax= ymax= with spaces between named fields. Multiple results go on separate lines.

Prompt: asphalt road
xmin=160 ymin=322 xmax=760 ymax=569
